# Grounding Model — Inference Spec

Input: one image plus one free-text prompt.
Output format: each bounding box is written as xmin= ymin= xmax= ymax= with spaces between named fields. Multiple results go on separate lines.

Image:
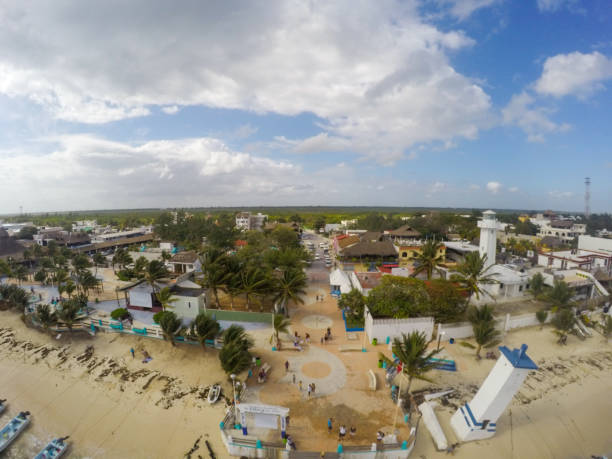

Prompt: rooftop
xmin=170 ymin=250 xmax=199 ymax=264
xmin=499 ymin=344 xmax=538 ymax=370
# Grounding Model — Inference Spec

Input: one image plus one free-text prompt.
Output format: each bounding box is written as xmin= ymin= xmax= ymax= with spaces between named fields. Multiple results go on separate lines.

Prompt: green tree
xmin=157 ymin=310 xmax=182 ymax=346
xmin=536 ymin=309 xmax=548 ymax=329
xmin=466 ymin=305 xmax=501 ymax=359
xmin=451 ymin=252 xmax=497 ymax=304
xmin=56 ymin=299 xmax=81 ymax=335
xmin=190 ymin=312 xmax=221 ymax=351
xmin=272 ymin=268 xmax=307 ymax=315
xmin=219 ymin=325 xmax=253 ymax=375
xmin=35 ymin=303 xmax=57 ymax=331
xmin=142 ymin=260 xmax=168 ymax=293
xmin=201 ymin=257 xmax=230 ymax=308
xmin=239 ymin=268 xmax=270 ymax=310
xmin=155 ymin=286 xmax=177 ymax=311
xmin=424 ymin=279 xmax=468 ymax=323
xmin=412 ymin=240 xmax=444 ymax=280
xmin=133 ymin=256 xmax=149 ymax=277
xmin=529 ymin=273 xmax=546 ymax=299
xmin=270 ymin=314 xmax=291 ymax=350
xmin=547 ymin=279 xmax=573 ymax=309
xmin=379 ymin=331 xmax=441 ymax=396
xmin=366 ymin=276 xmax=430 ymax=318
xmin=338 ymin=288 xmax=366 ymax=323
xmin=223 ymin=324 xmax=254 ymax=350
xmin=93 ymin=253 xmax=106 ymax=276
xmin=551 ymin=308 xmax=576 ymax=345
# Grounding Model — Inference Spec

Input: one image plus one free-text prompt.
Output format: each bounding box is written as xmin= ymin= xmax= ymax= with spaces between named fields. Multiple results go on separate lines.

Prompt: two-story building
xmin=537 ymin=220 xmax=586 ymax=243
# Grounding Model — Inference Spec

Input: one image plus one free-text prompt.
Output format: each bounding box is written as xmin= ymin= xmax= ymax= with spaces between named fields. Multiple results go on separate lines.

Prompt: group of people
xmin=327 ymin=418 xmax=357 ymax=440
xmin=315 ymin=294 xmax=325 ymax=302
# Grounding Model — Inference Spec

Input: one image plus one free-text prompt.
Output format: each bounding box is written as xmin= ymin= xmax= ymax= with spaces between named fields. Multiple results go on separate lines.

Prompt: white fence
xmin=437 ymin=312 xmax=552 ymax=340
xmin=365 ymin=307 xmax=434 ymax=342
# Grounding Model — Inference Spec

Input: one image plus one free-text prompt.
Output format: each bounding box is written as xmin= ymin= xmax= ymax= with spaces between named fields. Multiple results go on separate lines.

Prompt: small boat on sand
xmin=34 ymin=436 xmax=69 ymax=459
xmin=0 ymin=411 xmax=31 ymax=453
xmin=207 ymin=384 xmax=221 ymax=404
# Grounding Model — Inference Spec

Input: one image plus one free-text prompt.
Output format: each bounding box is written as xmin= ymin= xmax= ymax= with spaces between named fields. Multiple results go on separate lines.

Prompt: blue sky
xmin=0 ymin=0 xmax=611 ymax=213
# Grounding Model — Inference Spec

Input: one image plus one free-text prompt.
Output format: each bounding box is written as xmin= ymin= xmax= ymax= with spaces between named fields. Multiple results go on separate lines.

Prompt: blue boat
xmin=34 ymin=437 xmax=69 ymax=459
xmin=0 ymin=411 xmax=31 ymax=453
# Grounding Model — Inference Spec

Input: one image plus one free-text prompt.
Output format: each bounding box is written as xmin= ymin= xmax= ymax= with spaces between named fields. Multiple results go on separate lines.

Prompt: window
xmin=402 ymin=252 xmax=407 ymax=258
xmin=499 ymin=283 xmax=504 ymax=289
xmin=188 ymin=302 xmax=191 ymax=308
xmin=519 ymin=285 xmax=523 ymax=292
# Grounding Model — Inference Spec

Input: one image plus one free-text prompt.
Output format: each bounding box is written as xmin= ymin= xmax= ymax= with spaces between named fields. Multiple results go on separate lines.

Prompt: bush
xmin=116 ymin=269 xmax=134 ymax=281
xmin=111 ymin=308 xmax=130 ymax=321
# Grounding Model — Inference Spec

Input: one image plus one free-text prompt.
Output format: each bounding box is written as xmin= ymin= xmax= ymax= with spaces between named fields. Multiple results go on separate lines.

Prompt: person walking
xmin=350 ymin=426 xmax=356 ymax=437
xmin=311 ymin=382 xmax=316 ymax=396
xmin=130 ymin=348 xmax=135 ymax=358
xmin=292 ymin=373 xmax=296 ymax=384
xmin=307 ymin=384 xmax=312 ymax=398
xmin=339 ymin=425 xmax=347 ymax=441
xmin=327 ymin=417 xmax=333 ymax=434
xmin=298 ymin=380 xmax=303 ymax=391
xmin=285 ymin=360 xmax=289 ymax=372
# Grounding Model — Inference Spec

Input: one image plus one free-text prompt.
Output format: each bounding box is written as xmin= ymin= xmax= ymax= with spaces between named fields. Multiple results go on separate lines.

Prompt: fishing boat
xmin=0 ymin=411 xmax=31 ymax=453
xmin=34 ymin=437 xmax=69 ymax=459
xmin=207 ymin=384 xmax=221 ymax=404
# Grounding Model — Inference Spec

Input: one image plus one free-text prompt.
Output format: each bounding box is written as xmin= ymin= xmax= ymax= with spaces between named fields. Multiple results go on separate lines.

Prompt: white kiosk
xmin=451 ymin=344 xmax=537 ymax=442
xmin=237 ymin=403 xmax=289 ymax=439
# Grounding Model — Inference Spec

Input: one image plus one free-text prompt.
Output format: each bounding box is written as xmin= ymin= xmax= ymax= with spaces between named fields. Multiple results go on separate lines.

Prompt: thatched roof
xmin=387 ymin=225 xmax=421 ymax=238
xmin=341 ymin=241 xmax=397 ymax=258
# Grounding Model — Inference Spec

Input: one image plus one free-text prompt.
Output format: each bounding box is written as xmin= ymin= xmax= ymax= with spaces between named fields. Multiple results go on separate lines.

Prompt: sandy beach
xmin=1 ymin=283 xmax=611 ymax=458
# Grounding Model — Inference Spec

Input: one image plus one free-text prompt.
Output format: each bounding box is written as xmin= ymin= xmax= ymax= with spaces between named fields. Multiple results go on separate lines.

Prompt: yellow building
xmin=518 ymin=214 xmax=530 ymax=223
xmin=398 ymin=244 xmax=446 ymax=266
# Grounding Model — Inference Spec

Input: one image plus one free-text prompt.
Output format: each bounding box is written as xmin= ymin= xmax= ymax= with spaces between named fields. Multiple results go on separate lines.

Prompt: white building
xmin=235 ymin=212 xmax=267 ymax=231
xmin=480 ymin=265 xmax=530 ymax=300
xmin=92 ymin=228 xmax=150 ymax=243
xmin=477 ymin=210 xmax=503 ymax=269
xmin=451 ymin=344 xmax=537 ymax=442
xmin=537 ymin=248 xmax=612 ymax=272
xmin=537 ymin=221 xmax=586 ymax=243
xmin=324 ymin=223 xmax=342 ymax=233
xmin=578 ymin=235 xmax=612 ymax=255
xmin=329 ymin=269 xmax=353 ymax=295
xmin=540 ymin=269 xmax=608 ymax=299
xmin=167 ymin=251 xmax=201 ymax=274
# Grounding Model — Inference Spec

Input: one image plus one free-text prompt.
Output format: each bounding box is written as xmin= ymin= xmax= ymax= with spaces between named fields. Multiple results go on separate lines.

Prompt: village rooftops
xmin=386 ymin=225 xmax=421 ymax=238
xmin=443 ymin=241 xmax=479 ymax=253
xmin=169 ymin=250 xmax=199 ymax=264
xmin=341 ymin=240 xmax=397 ymax=258
xmin=335 ymin=234 xmax=360 ymax=250
xmin=352 ymin=271 xmax=383 ymax=289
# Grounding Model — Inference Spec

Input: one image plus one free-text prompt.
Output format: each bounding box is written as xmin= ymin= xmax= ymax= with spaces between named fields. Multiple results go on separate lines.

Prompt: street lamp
xmin=437 ymin=332 xmax=446 ymax=352
xmin=230 ymin=373 xmax=238 ymax=422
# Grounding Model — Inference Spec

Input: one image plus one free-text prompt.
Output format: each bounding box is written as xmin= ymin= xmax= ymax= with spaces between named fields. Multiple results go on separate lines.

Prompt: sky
xmin=0 ymin=0 xmax=611 ymax=214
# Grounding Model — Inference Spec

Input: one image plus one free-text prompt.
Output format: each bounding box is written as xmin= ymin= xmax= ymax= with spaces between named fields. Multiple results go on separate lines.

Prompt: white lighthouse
xmin=450 ymin=344 xmax=537 ymax=442
xmin=477 ymin=210 xmax=502 ymax=269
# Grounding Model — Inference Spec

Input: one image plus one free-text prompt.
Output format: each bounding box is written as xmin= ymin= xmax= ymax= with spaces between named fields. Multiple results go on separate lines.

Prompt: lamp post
xmin=437 ymin=332 xmax=446 ymax=352
xmin=230 ymin=373 xmax=238 ymax=422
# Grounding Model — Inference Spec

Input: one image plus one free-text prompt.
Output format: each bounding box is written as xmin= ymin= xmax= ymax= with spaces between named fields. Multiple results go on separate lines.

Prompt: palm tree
xmin=529 ymin=273 xmax=546 ymax=299
xmin=155 ymin=287 xmax=177 ymax=311
xmin=93 ymin=253 xmax=106 ymax=276
xmin=143 ymin=260 xmax=167 ymax=293
xmin=451 ymin=252 xmax=497 ymax=304
xmin=239 ymin=268 xmax=270 ymax=310
xmin=77 ymin=270 xmax=99 ymax=298
xmin=52 ymin=269 xmax=69 ymax=289
xmin=71 ymin=254 xmax=91 ymax=275
xmin=219 ymin=339 xmax=252 ymax=375
xmin=223 ymin=325 xmax=254 ymax=350
xmin=547 ymin=279 xmax=573 ymax=309
xmin=466 ymin=305 xmax=501 ymax=358
xmin=158 ymin=311 xmax=182 ymax=346
xmin=412 ymin=240 xmax=445 ymax=280
xmin=190 ymin=312 xmax=221 ymax=351
xmin=379 ymin=331 xmax=441 ymax=397
xmin=270 ymin=314 xmax=291 ymax=349
xmin=63 ymin=279 xmax=77 ymax=299
xmin=35 ymin=304 xmax=57 ymax=331
xmin=272 ymin=269 xmax=307 ymax=316
xmin=551 ymin=308 xmax=576 ymax=345
xmin=536 ymin=309 xmax=548 ymax=329
xmin=56 ymin=299 xmax=81 ymax=335
xmin=14 ymin=265 xmax=28 ymax=285
xmin=201 ymin=259 xmax=230 ymax=308
xmin=133 ymin=256 xmax=149 ymax=277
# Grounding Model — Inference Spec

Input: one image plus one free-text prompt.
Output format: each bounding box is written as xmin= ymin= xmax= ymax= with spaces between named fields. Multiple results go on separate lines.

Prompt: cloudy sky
xmin=0 ymin=0 xmax=611 ymax=213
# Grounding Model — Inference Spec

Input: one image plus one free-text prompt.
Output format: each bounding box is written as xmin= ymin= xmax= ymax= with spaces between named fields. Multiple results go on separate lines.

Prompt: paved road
xmin=302 ymin=230 xmax=334 ymax=283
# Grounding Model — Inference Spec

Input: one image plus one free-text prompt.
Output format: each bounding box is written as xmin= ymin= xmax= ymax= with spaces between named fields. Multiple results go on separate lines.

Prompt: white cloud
xmin=536 ymin=0 xmax=584 ymax=13
xmin=438 ymin=0 xmax=500 ymax=20
xmin=469 ymin=184 xmax=480 ymax=190
xmin=0 ymin=1 xmax=492 ymax=163
xmin=161 ymin=106 xmax=180 ymax=115
xmin=535 ymin=51 xmax=612 ymax=98
xmin=431 ymin=181 xmax=448 ymax=193
xmin=548 ymin=190 xmax=574 ymax=198
xmin=502 ymin=91 xmax=570 ymax=142
xmin=0 ymin=135 xmax=311 ymax=211
xmin=486 ymin=181 xmax=502 ymax=194
xmin=508 ymin=186 xmax=519 ymax=192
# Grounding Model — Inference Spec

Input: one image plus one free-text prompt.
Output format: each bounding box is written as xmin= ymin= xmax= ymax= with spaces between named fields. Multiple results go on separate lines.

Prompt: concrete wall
xmin=579 ymin=235 xmax=612 ymax=254
xmin=205 ymin=309 xmax=273 ymax=323
xmin=437 ymin=313 xmax=550 ymax=340
xmin=365 ymin=308 xmax=434 ymax=342
xmin=173 ymin=294 xmax=205 ymax=321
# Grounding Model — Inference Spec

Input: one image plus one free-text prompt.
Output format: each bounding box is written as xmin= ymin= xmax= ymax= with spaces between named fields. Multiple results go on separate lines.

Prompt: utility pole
xmin=584 ymin=177 xmax=591 ymax=218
